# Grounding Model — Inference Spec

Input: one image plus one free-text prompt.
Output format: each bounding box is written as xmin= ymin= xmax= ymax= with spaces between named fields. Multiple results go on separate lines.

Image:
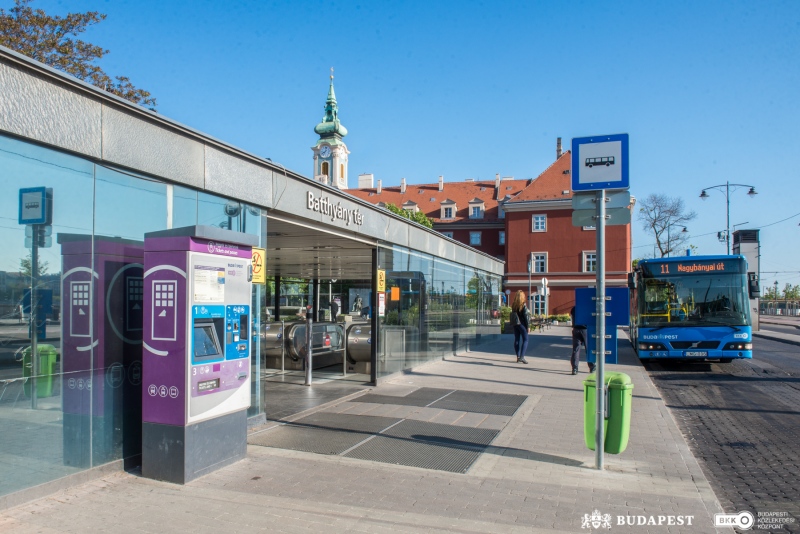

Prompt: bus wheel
xmin=719 ymin=358 xmax=733 ymax=363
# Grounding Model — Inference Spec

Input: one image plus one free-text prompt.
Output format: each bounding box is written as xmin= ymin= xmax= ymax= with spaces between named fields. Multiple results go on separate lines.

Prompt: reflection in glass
xmin=0 ymin=134 xmax=267 ymax=497
xmin=376 ymin=245 xmax=501 ymax=379
xmin=0 ymin=134 xmax=93 ymax=495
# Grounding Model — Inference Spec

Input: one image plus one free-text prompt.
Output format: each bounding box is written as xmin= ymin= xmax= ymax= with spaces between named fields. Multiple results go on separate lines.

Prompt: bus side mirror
xmin=748 ymin=272 xmax=760 ymax=299
xmin=627 ymin=272 xmax=637 ymax=290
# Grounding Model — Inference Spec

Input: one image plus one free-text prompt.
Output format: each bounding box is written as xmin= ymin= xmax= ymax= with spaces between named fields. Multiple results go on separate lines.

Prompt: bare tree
xmin=637 ymin=194 xmax=696 ymax=257
xmin=0 ymin=0 xmax=156 ymax=109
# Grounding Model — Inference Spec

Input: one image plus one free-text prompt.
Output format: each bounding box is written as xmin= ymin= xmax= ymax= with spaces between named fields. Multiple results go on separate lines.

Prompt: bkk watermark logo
xmin=715 ymin=511 xmax=796 ymax=530
xmin=581 ymin=510 xmax=695 ymax=529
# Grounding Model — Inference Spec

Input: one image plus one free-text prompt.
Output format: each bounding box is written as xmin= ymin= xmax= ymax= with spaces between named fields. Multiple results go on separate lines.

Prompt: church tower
xmin=312 ymin=69 xmax=349 ymax=189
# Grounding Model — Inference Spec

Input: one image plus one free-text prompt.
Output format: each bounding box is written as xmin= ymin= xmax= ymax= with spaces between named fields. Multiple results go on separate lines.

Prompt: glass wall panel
xmin=0 ymin=134 xmax=266 ymax=496
xmin=376 ymin=244 xmax=501 ymax=379
xmin=0 ymin=134 xmax=94 ymax=495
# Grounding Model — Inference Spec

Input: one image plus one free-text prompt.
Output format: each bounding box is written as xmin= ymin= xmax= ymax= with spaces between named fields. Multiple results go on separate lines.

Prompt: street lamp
xmin=665 ymin=223 xmax=688 ymax=257
xmin=699 ymin=181 xmax=757 ymax=254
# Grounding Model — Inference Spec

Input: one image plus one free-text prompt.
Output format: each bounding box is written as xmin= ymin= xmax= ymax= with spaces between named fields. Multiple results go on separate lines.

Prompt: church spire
xmin=314 ymin=68 xmax=348 ymax=138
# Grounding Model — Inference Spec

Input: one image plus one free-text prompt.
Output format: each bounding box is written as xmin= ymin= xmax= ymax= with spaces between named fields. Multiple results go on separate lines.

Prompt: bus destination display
xmin=642 ymin=259 xmax=743 ymax=277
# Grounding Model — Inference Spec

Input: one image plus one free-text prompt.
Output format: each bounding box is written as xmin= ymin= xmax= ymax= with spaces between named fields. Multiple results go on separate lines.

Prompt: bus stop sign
xmin=571 ymin=134 xmax=629 ymax=191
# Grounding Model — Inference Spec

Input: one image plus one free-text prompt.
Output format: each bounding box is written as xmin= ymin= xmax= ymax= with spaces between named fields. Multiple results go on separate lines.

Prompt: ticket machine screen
xmin=193 ymin=320 xmax=224 ymax=361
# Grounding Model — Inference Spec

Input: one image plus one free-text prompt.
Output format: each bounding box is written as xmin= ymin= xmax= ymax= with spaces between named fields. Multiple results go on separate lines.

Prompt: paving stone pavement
xmin=0 ymin=327 xmax=733 ymax=533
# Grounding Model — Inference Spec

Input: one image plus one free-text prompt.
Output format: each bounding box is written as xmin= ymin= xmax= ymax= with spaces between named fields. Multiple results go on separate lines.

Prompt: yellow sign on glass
xmin=251 ymin=247 xmax=266 ymax=284
xmin=377 ymin=269 xmax=386 ymax=292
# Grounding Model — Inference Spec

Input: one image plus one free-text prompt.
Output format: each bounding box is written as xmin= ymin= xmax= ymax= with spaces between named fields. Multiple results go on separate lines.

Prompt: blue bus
xmin=629 ymin=255 xmax=756 ymax=363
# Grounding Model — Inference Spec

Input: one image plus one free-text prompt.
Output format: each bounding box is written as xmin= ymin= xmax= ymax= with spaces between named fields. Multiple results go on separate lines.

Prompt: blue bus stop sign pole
xmin=572 ymin=134 xmax=629 ymax=470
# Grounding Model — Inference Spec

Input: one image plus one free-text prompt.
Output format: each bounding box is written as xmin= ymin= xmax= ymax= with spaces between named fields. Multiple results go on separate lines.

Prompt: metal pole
xmin=726 ymin=181 xmax=731 ymax=255
xmin=30 ymin=226 xmax=39 ymax=410
xmin=528 ymin=252 xmax=532 ymax=312
xmin=595 ymin=189 xmax=606 ymax=470
xmin=667 ymin=225 xmax=670 ymax=257
xmin=280 ymin=320 xmax=285 ymax=373
xmin=304 ymin=306 xmax=313 ymax=386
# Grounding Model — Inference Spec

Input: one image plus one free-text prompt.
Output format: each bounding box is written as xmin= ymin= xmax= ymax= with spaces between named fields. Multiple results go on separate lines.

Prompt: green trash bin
xmin=583 ymin=371 xmax=634 ymax=454
xmin=22 ymin=344 xmax=58 ymax=399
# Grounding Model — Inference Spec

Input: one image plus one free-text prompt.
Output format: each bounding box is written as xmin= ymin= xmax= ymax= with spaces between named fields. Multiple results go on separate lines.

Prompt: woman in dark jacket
xmin=511 ymin=290 xmax=530 ymax=364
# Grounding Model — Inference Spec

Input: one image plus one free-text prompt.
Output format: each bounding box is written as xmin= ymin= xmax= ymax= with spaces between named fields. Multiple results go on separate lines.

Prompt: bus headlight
xmin=723 ymin=342 xmax=752 ymax=350
xmin=639 ymin=342 xmax=666 ymax=350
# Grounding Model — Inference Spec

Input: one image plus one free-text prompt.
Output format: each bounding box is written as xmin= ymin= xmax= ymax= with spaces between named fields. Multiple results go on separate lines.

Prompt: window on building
xmin=498 ymin=207 xmax=505 ymax=219
xmin=532 ymin=253 xmax=547 ymax=273
xmin=583 ymin=251 xmax=597 ymax=272
xmin=471 ymin=206 xmax=482 ymax=219
xmin=532 ymin=214 xmax=546 ymax=232
xmin=499 ymin=231 xmax=505 ymax=245
xmin=443 ymin=207 xmax=453 ymax=219
xmin=441 ymin=231 xmax=454 ymax=239
xmin=470 ymin=231 xmax=481 ymax=246
xmin=532 ymin=293 xmax=547 ymax=315
xmin=321 ymin=161 xmax=329 ymax=177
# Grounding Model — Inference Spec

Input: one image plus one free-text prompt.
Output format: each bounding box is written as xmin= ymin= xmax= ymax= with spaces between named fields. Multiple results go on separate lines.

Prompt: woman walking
xmin=511 ymin=290 xmax=530 ymax=364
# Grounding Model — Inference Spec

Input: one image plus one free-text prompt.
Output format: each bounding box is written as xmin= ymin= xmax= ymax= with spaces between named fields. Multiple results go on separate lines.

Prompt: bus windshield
xmin=639 ymin=272 xmax=751 ymax=328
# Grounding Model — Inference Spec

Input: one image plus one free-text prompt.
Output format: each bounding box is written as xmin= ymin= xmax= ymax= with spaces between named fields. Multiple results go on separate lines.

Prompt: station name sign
xmin=307 ymin=191 xmax=364 ymax=227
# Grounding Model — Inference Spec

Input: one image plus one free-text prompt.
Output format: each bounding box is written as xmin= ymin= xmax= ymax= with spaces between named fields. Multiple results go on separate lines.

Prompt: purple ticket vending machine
xmin=142 ymin=226 xmax=257 ymax=484
xmin=59 ymin=234 xmax=144 ymax=468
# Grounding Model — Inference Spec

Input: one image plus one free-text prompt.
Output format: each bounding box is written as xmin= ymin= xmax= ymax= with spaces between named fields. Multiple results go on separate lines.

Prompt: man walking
xmin=570 ymin=306 xmax=595 ymax=375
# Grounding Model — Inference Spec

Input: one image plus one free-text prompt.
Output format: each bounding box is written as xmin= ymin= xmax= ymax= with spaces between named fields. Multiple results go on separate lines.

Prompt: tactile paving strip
xmin=382 ymin=419 xmax=499 ymax=448
xmin=352 ymin=387 xmax=455 ymax=407
xmin=248 ymin=425 xmax=372 ymax=455
xmin=344 ymin=435 xmax=482 ymax=473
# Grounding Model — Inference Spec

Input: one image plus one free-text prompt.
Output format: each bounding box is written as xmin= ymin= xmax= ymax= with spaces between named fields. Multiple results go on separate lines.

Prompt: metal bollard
xmin=280 ymin=320 xmax=285 ymax=373
xmin=304 ymin=306 xmax=313 ymax=386
xmin=343 ymin=331 xmax=347 ymax=377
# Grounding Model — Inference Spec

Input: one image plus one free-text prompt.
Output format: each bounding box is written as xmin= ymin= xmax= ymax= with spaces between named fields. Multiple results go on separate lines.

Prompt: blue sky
xmin=22 ymin=0 xmax=800 ymax=290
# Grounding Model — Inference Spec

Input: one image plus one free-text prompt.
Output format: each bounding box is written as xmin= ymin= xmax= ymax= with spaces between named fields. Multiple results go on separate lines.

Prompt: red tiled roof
xmin=511 ymin=151 xmax=573 ymax=202
xmin=347 ymin=179 xmax=531 ymax=223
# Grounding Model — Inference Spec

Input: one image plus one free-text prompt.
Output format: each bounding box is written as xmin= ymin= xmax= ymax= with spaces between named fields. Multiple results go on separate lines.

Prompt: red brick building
xmin=348 ymin=143 xmax=633 ymax=316
xmin=501 ymin=150 xmax=632 ymax=316
xmin=348 ymin=173 xmax=530 ymax=262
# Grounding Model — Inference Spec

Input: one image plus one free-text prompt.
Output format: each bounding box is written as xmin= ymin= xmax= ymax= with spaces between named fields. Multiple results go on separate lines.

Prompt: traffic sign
xmin=571 ymin=190 xmax=631 ymax=211
xmin=572 ymin=207 xmax=631 ymax=227
xmin=251 ymin=247 xmax=266 ymax=284
xmin=25 ymin=225 xmax=52 ymax=238
xmin=377 ymin=270 xmax=386 ymax=292
xmin=571 ymin=134 xmax=629 ymax=191
xmin=19 ymin=187 xmax=53 ymax=225
xmin=25 ymin=236 xmax=52 ymax=248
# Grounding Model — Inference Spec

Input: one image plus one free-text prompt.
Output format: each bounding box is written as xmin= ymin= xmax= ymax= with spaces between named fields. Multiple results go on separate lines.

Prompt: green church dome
xmin=314 ymin=75 xmax=347 ymax=138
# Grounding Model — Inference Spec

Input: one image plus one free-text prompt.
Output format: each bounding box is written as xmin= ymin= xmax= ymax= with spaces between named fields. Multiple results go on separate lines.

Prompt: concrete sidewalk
xmin=0 ymin=327 xmax=730 ymax=533
xmin=756 ymin=315 xmax=800 ymax=346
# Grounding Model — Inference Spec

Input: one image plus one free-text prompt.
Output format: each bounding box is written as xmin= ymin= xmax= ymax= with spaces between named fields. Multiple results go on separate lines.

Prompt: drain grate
xmin=442 ymin=390 xmax=526 ymax=407
xmin=343 ymin=435 xmax=482 ymax=473
xmin=289 ymin=413 xmax=401 ymax=434
xmin=249 ymin=425 xmax=372 ymax=455
xmin=382 ymin=419 xmax=499 ymax=448
xmin=352 ymin=387 xmax=454 ymax=407
xmin=427 ymin=400 xmax=520 ymax=416
xmin=429 ymin=391 xmax=526 ymax=416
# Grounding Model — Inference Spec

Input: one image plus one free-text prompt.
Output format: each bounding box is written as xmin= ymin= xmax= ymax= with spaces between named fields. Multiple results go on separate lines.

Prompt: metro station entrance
xmin=257 ymin=214 xmax=377 ymax=422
